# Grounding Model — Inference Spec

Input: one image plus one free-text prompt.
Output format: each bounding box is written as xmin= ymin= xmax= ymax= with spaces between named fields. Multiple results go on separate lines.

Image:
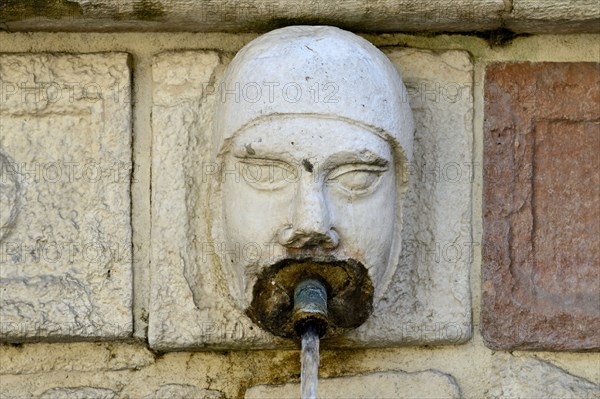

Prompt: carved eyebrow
xmin=231 ymin=144 xmax=289 ymax=160
xmin=322 ymin=150 xmax=390 ymax=169
xmin=231 ymin=145 xmax=390 ymax=169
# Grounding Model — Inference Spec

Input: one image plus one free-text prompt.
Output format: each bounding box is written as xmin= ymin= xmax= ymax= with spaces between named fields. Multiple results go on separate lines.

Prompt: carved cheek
xmin=224 ymin=173 xmax=294 ymax=244
xmin=327 ymin=173 xmax=394 ymax=279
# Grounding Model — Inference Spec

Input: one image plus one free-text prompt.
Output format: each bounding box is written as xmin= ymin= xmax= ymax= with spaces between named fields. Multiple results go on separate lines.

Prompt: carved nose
xmin=278 ymin=180 xmax=339 ymax=249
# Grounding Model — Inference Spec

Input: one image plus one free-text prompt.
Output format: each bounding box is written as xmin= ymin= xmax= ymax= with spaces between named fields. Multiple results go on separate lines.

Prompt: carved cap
xmin=213 ymin=25 xmax=414 ymax=163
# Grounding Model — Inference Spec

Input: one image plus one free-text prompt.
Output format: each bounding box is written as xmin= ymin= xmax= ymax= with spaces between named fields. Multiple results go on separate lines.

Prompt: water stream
xmin=300 ymin=323 xmax=320 ymax=399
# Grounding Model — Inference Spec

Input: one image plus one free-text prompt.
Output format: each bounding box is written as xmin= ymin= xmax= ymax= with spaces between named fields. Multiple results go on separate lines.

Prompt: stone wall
xmin=0 ymin=26 xmax=598 ymax=399
xmin=1 ymin=0 xmax=599 ymax=33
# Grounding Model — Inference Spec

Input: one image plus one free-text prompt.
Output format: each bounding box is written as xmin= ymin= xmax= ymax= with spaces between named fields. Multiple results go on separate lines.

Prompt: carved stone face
xmin=222 ymin=117 xmax=396 ymax=306
xmin=210 ymin=26 xmax=414 ymax=333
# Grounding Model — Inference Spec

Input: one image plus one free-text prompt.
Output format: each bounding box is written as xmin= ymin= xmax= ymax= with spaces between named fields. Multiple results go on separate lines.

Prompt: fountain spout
xmin=293 ymin=279 xmax=327 ymax=399
xmin=293 ymin=279 xmax=328 ymax=338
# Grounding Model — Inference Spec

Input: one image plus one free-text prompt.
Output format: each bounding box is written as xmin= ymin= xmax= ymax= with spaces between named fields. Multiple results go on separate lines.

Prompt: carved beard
xmin=246 ymin=257 xmax=373 ymax=339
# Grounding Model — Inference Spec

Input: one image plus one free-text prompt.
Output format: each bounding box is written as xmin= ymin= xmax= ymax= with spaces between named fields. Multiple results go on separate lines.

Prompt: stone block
xmin=482 ymin=62 xmax=600 ymax=350
xmin=39 ymin=387 xmax=118 ymax=399
xmin=149 ymin=47 xmax=473 ymax=350
xmin=1 ymin=1 xmax=505 ymax=33
xmin=144 ymin=384 xmax=224 ymax=399
xmin=0 ymin=53 xmax=133 ymax=341
xmin=0 ymin=343 xmax=155 ymax=375
xmin=3 ymin=0 xmax=600 ymax=33
xmin=487 ymin=355 xmax=599 ymax=398
xmin=507 ymin=0 xmax=600 ymax=33
xmin=245 ymin=370 xmax=461 ymax=398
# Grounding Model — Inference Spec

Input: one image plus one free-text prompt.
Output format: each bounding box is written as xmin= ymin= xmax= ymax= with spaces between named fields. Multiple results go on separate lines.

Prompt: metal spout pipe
xmin=292 ymin=279 xmax=328 ymax=337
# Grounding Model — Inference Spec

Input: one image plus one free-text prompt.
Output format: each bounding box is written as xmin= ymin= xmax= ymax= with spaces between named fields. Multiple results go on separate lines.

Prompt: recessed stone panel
xmin=0 ymin=53 xmax=133 ymax=341
xmin=149 ymin=47 xmax=473 ymax=350
xmin=482 ymin=62 xmax=600 ymax=350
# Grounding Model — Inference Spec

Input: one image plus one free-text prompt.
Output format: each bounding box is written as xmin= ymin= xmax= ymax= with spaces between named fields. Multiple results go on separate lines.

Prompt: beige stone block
xmin=0 ymin=343 xmax=154 ymax=374
xmin=507 ymin=0 xmax=600 ymax=33
xmin=144 ymin=384 xmax=224 ymax=399
xmin=0 ymin=53 xmax=133 ymax=341
xmin=488 ymin=355 xmax=600 ymax=398
xmin=245 ymin=370 xmax=461 ymax=398
xmin=39 ymin=387 xmax=118 ymax=399
xmin=149 ymin=46 xmax=473 ymax=350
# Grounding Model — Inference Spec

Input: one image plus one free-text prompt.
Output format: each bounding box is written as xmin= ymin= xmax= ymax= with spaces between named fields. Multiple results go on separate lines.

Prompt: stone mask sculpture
xmin=209 ymin=26 xmax=414 ymax=338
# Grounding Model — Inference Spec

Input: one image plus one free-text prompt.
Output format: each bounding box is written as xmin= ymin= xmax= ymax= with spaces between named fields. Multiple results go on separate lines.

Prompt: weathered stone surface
xmin=0 ymin=53 xmax=133 ymax=341
xmin=209 ymin=26 xmax=413 ymax=340
xmin=39 ymin=387 xmax=118 ymax=399
xmin=144 ymin=384 xmax=224 ymax=399
xmin=482 ymin=62 xmax=600 ymax=350
xmin=0 ymin=152 xmax=18 ymax=241
xmin=0 ymin=343 xmax=155 ymax=375
xmin=487 ymin=355 xmax=600 ymax=398
xmin=1 ymin=0 xmax=506 ymax=33
xmin=4 ymin=0 xmax=600 ymax=33
xmin=507 ymin=0 xmax=600 ymax=33
xmin=149 ymin=45 xmax=473 ymax=350
xmin=245 ymin=370 xmax=461 ymax=398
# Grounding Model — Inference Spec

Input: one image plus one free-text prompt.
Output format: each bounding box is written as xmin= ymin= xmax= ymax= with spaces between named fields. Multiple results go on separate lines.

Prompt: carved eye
xmin=327 ymin=165 xmax=387 ymax=196
xmin=240 ymin=160 xmax=298 ymax=190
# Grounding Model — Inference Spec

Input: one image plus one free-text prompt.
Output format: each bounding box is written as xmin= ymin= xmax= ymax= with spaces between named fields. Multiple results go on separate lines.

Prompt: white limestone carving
xmin=207 ymin=26 xmax=413 ymax=337
xmin=149 ymin=27 xmax=473 ymax=349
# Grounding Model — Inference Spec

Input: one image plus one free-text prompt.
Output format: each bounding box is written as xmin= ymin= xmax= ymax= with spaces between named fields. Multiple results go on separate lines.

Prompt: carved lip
xmin=246 ymin=257 xmax=374 ymax=339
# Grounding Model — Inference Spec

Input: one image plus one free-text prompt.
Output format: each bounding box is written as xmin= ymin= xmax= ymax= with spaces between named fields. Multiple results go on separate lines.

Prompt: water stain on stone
xmin=132 ymin=0 xmax=165 ymax=21
xmin=0 ymin=0 xmax=83 ymax=21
